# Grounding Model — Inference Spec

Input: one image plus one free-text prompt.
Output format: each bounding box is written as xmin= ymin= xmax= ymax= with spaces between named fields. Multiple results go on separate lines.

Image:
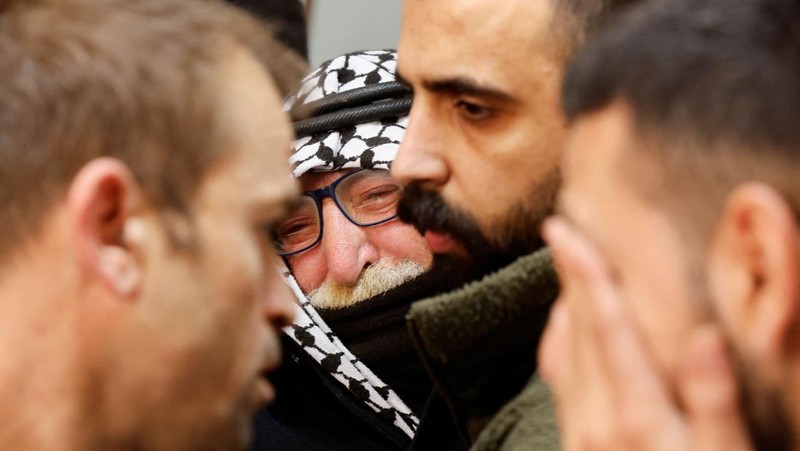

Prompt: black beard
xmin=733 ymin=351 xmax=797 ymax=450
xmin=397 ymin=181 xmax=551 ymax=286
xmin=691 ymin=272 xmax=797 ymax=451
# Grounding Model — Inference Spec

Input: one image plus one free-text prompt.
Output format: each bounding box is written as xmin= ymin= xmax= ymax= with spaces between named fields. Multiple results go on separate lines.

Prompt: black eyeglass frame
xmin=275 ymin=168 xmax=399 ymax=257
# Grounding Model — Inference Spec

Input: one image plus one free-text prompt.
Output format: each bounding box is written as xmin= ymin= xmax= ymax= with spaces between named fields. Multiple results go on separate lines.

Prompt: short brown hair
xmin=0 ymin=0 xmax=305 ymax=259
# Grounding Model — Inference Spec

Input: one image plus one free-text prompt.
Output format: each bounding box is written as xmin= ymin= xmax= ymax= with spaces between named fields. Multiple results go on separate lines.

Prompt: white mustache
xmin=307 ymin=260 xmax=427 ymax=309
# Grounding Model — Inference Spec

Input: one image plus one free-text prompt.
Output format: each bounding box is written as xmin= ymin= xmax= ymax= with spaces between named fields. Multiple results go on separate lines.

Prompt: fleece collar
xmin=406 ymin=248 xmax=559 ymax=441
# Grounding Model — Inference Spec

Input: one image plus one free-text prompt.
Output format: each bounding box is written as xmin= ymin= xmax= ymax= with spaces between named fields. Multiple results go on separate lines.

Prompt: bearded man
xmin=391 ymin=0 xmax=637 ymax=448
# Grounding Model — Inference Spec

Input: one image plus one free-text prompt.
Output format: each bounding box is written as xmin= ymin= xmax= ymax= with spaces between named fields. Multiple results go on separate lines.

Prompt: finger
xmin=544 ymin=216 xmax=636 ymax=390
xmin=545 ymin=217 xmax=681 ymax=449
xmin=542 ymin=217 xmax=606 ymax=366
xmin=538 ymin=300 xmax=589 ymax=451
xmin=543 ymin=216 xmax=610 ymax=301
xmin=543 ymin=217 xmax=620 ymax=351
xmin=601 ymin=304 xmax=684 ymax=451
xmin=538 ymin=299 xmax=570 ymax=385
xmin=680 ymin=326 xmax=753 ymax=451
xmin=543 ymin=217 xmax=624 ymax=449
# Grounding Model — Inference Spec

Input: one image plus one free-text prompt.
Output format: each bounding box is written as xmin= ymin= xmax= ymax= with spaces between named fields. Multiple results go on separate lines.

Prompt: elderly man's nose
xmin=320 ymin=204 xmax=379 ymax=287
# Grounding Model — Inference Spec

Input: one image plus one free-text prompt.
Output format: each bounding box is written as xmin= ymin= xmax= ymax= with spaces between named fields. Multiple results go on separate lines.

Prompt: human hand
xmin=538 ymin=217 xmax=752 ymax=451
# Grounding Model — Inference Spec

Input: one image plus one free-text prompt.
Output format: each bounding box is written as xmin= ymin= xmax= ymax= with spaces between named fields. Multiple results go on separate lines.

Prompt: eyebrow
xmin=396 ymin=69 xmax=516 ymax=104
xmin=427 ymin=77 xmax=516 ymax=104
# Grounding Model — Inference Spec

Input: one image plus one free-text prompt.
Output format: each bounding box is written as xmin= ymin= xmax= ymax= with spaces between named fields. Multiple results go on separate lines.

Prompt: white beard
xmin=307 ymin=259 xmax=427 ymax=309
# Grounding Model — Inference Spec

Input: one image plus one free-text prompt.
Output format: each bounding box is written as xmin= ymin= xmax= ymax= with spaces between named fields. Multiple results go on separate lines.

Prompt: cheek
xmin=450 ymin=127 xmax=562 ymax=229
xmin=626 ymin=272 xmax=694 ymax=374
xmin=369 ymin=222 xmax=432 ymax=266
xmin=287 ymin=251 xmax=328 ymax=293
xmin=195 ymin=222 xmax=270 ymax=338
xmin=212 ymin=234 xmax=262 ymax=303
xmin=593 ymin=186 xmax=702 ymax=376
xmin=620 ymin=241 xmax=699 ymax=377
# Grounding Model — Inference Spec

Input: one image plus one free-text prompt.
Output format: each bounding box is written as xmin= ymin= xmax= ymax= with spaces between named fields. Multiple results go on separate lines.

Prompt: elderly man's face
xmin=281 ymin=169 xmax=432 ymax=309
xmin=393 ymin=0 xmax=565 ymax=276
xmin=104 ymin=49 xmax=297 ymax=450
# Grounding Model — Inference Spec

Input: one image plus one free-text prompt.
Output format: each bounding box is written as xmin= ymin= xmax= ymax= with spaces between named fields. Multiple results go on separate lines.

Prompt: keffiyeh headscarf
xmin=281 ymin=50 xmax=419 ymax=437
xmin=285 ymin=49 xmax=411 ymax=178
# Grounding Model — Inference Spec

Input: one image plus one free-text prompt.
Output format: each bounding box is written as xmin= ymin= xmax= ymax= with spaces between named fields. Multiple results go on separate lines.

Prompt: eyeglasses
xmin=272 ymin=169 xmax=403 ymax=256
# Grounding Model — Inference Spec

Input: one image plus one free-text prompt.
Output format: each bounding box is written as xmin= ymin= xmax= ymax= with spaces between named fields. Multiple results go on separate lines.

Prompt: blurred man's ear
xmin=67 ymin=158 xmax=145 ymax=299
xmin=708 ymin=182 xmax=800 ymax=365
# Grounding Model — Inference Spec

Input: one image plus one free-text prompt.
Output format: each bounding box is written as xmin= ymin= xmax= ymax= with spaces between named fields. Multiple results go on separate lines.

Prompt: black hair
xmin=563 ymin=0 xmax=800 ymax=155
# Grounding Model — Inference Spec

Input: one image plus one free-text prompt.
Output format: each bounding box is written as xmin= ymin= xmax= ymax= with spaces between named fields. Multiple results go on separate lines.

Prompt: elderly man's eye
xmin=277 ymin=220 xmax=314 ymax=239
xmin=363 ymin=185 xmax=401 ymax=203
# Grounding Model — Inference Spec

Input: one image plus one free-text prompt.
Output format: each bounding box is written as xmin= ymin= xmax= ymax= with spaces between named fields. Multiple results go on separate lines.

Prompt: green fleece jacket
xmin=406 ymin=248 xmax=560 ymax=450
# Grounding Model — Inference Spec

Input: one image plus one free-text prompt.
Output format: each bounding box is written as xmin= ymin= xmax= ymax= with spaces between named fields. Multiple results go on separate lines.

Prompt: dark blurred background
xmin=226 ymin=0 xmax=401 ymax=66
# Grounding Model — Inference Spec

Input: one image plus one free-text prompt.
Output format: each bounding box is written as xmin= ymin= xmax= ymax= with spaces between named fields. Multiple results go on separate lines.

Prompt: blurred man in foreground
xmin=0 ymin=0 xmax=304 ymax=449
xmin=541 ymin=0 xmax=800 ymax=448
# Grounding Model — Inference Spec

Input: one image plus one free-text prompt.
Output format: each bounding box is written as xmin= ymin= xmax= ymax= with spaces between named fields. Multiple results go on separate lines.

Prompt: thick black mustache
xmin=396 ymin=182 xmax=490 ymax=252
xmin=397 ymin=181 xmax=532 ymax=281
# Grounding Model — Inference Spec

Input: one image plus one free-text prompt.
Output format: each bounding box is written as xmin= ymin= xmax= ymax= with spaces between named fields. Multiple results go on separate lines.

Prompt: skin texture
xmin=540 ymin=102 xmax=800 ymax=449
xmin=540 ymin=218 xmax=752 ymax=451
xmin=393 ymin=0 xmax=565 ymax=256
xmin=555 ymin=103 xmax=701 ymax=376
xmin=287 ymin=169 xmax=432 ymax=297
xmin=0 ymin=48 xmax=297 ymax=451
